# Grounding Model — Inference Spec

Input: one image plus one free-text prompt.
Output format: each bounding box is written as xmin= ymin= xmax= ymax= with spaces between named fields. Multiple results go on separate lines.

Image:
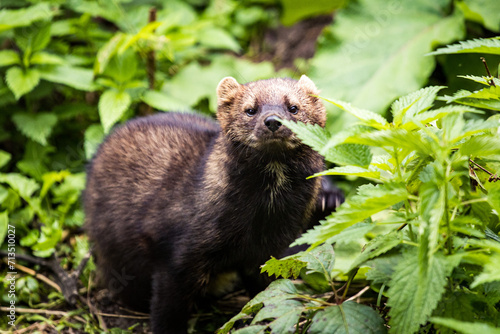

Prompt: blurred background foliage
xmin=0 ymin=0 xmax=499 ymax=332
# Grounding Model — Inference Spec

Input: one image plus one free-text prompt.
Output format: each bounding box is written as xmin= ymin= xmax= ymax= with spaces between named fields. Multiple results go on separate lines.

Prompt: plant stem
xmin=444 ymin=164 xmax=453 ymax=254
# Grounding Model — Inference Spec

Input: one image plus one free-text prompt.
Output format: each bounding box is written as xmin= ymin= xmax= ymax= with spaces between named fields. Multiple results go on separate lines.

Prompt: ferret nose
xmin=264 ymin=115 xmax=282 ymax=132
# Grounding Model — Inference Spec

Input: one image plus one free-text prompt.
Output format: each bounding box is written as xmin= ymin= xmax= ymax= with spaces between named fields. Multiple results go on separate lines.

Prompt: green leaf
xmin=280 ymin=119 xmax=329 ymax=154
xmin=487 ymin=186 xmax=500 ymax=215
xmin=84 ymin=124 xmax=105 ymax=160
xmin=40 ymin=170 xmax=71 ymax=199
xmin=440 ymin=86 xmax=500 ymax=111
xmin=0 ymin=211 xmax=8 ymax=248
xmin=320 ymin=97 xmax=389 ymax=129
xmin=39 ymin=65 xmax=96 ymax=91
xmin=141 ymin=90 xmax=192 ymax=112
xmin=12 ymin=112 xmax=58 ymax=146
xmin=261 ymin=256 xmax=307 ymax=280
xmin=471 ymin=252 xmax=500 ymax=288
xmin=349 ymin=231 xmax=402 ymax=271
xmin=103 ymin=50 xmax=138 ymax=84
xmin=0 ymin=3 xmax=55 ymax=32
xmin=387 ymin=250 xmax=460 ymax=334
xmin=0 ymin=50 xmax=21 ymax=67
xmin=252 ymin=299 xmax=303 ymax=333
xmin=94 ymin=33 xmax=128 ymax=75
xmin=30 ymin=52 xmax=64 ymax=65
xmin=345 ymin=129 xmax=434 ymax=156
xmin=391 ymin=86 xmax=445 ymax=127
xmin=309 ymin=301 xmax=387 ymax=334
xmin=198 ymin=27 xmax=241 ymax=52
xmin=301 ymin=244 xmax=336 ymax=281
xmin=310 ymin=0 xmax=465 ymax=125
xmin=296 ymin=183 xmax=408 ymax=246
xmin=6 ymin=67 xmax=41 ymax=100
xmin=403 ymin=105 xmax=483 ymax=130
xmin=0 ymin=150 xmax=11 ymax=169
xmin=327 ymin=222 xmax=375 ymax=245
xmin=311 ymin=166 xmax=380 ymax=180
xmin=98 ymin=90 xmax=132 ymax=133
xmin=458 ymin=0 xmax=500 ymax=32
xmin=280 ymin=0 xmax=346 ymax=26
xmin=430 ymin=317 xmax=500 ymax=334
xmin=460 ymin=135 xmax=500 ymax=158
xmin=323 ymin=144 xmax=373 ymax=168
xmin=0 ymin=173 xmax=40 ymax=200
xmin=159 ymin=55 xmax=275 ymax=112
xmin=428 ymin=37 xmax=500 ymax=56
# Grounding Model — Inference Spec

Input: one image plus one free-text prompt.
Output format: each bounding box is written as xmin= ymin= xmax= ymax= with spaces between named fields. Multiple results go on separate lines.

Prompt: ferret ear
xmin=217 ymin=77 xmax=240 ymax=105
xmin=297 ymin=75 xmax=319 ymax=95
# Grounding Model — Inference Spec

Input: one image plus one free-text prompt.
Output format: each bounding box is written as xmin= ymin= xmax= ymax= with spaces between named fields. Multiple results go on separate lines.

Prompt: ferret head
xmin=216 ymin=76 xmax=326 ymax=151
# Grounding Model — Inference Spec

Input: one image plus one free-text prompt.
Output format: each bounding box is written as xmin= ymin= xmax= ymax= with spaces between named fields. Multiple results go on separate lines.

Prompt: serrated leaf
xmin=403 ymin=105 xmax=483 ymax=131
xmin=440 ymin=86 xmax=500 ymax=111
xmin=323 ymin=143 xmax=373 ymax=168
xmin=84 ymin=124 xmax=105 ymax=160
xmin=261 ymin=255 xmax=307 ymax=280
xmin=6 ymin=67 xmax=40 ymax=100
xmin=0 ymin=211 xmax=8 ymax=248
xmin=345 ymin=129 xmax=434 ymax=156
xmin=218 ymin=280 xmax=299 ymax=334
xmin=0 ymin=50 xmax=21 ymax=67
xmin=280 ymin=119 xmax=329 ymax=153
xmin=391 ymin=86 xmax=445 ymax=127
xmin=301 ymin=244 xmax=336 ymax=281
xmin=458 ymin=75 xmax=500 ymax=87
xmin=309 ymin=301 xmax=386 ymax=334
xmin=366 ymin=253 xmax=402 ymax=285
xmin=321 ymin=97 xmax=388 ymax=129
xmin=98 ymin=90 xmax=131 ymax=133
xmin=460 ymin=135 xmax=500 ymax=158
xmin=0 ymin=173 xmax=39 ymax=200
xmin=39 ymin=65 xmax=95 ymax=91
xmin=349 ymin=231 xmax=402 ymax=271
xmin=311 ymin=166 xmax=380 ymax=180
xmin=430 ymin=317 xmax=500 ymax=334
xmin=387 ymin=250 xmax=460 ymax=334
xmin=327 ymin=222 xmax=375 ymax=245
xmin=296 ymin=183 xmax=408 ymax=247
xmin=428 ymin=37 xmax=500 ymax=56
xmin=252 ymin=299 xmax=303 ymax=333
xmin=0 ymin=150 xmax=11 ymax=169
xmin=12 ymin=112 xmax=58 ymax=146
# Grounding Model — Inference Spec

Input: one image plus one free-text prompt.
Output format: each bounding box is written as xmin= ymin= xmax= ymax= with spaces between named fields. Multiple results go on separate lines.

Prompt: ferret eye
xmin=246 ymin=108 xmax=257 ymax=117
xmin=288 ymin=105 xmax=299 ymax=114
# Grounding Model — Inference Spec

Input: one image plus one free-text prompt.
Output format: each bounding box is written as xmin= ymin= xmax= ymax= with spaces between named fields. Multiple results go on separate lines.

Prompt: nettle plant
xmin=220 ymin=38 xmax=500 ymax=334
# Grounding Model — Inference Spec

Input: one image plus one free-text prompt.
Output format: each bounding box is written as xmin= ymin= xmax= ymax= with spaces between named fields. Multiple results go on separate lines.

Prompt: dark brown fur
xmin=84 ymin=76 xmax=327 ymax=333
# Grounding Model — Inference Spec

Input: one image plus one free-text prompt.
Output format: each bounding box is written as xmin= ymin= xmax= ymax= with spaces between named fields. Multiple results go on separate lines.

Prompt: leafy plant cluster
xmin=223 ymin=38 xmax=500 ymax=334
xmin=0 ymin=0 xmax=499 ymax=332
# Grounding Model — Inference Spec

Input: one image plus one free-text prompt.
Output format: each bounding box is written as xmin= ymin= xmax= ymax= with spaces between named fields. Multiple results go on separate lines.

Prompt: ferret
xmin=84 ymin=75 xmax=330 ymax=333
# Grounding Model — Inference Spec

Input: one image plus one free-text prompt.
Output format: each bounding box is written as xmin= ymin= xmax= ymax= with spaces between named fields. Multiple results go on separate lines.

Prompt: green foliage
xmin=308 ymin=0 xmax=466 ymax=132
xmin=219 ymin=245 xmax=387 ymax=334
xmin=227 ymin=35 xmax=500 ymax=333
xmin=1 ymin=0 xmax=499 ymax=332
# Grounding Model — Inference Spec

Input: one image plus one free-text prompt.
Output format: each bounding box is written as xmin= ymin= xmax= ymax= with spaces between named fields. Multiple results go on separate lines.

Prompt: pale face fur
xmin=216 ymin=75 xmax=327 ymax=150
